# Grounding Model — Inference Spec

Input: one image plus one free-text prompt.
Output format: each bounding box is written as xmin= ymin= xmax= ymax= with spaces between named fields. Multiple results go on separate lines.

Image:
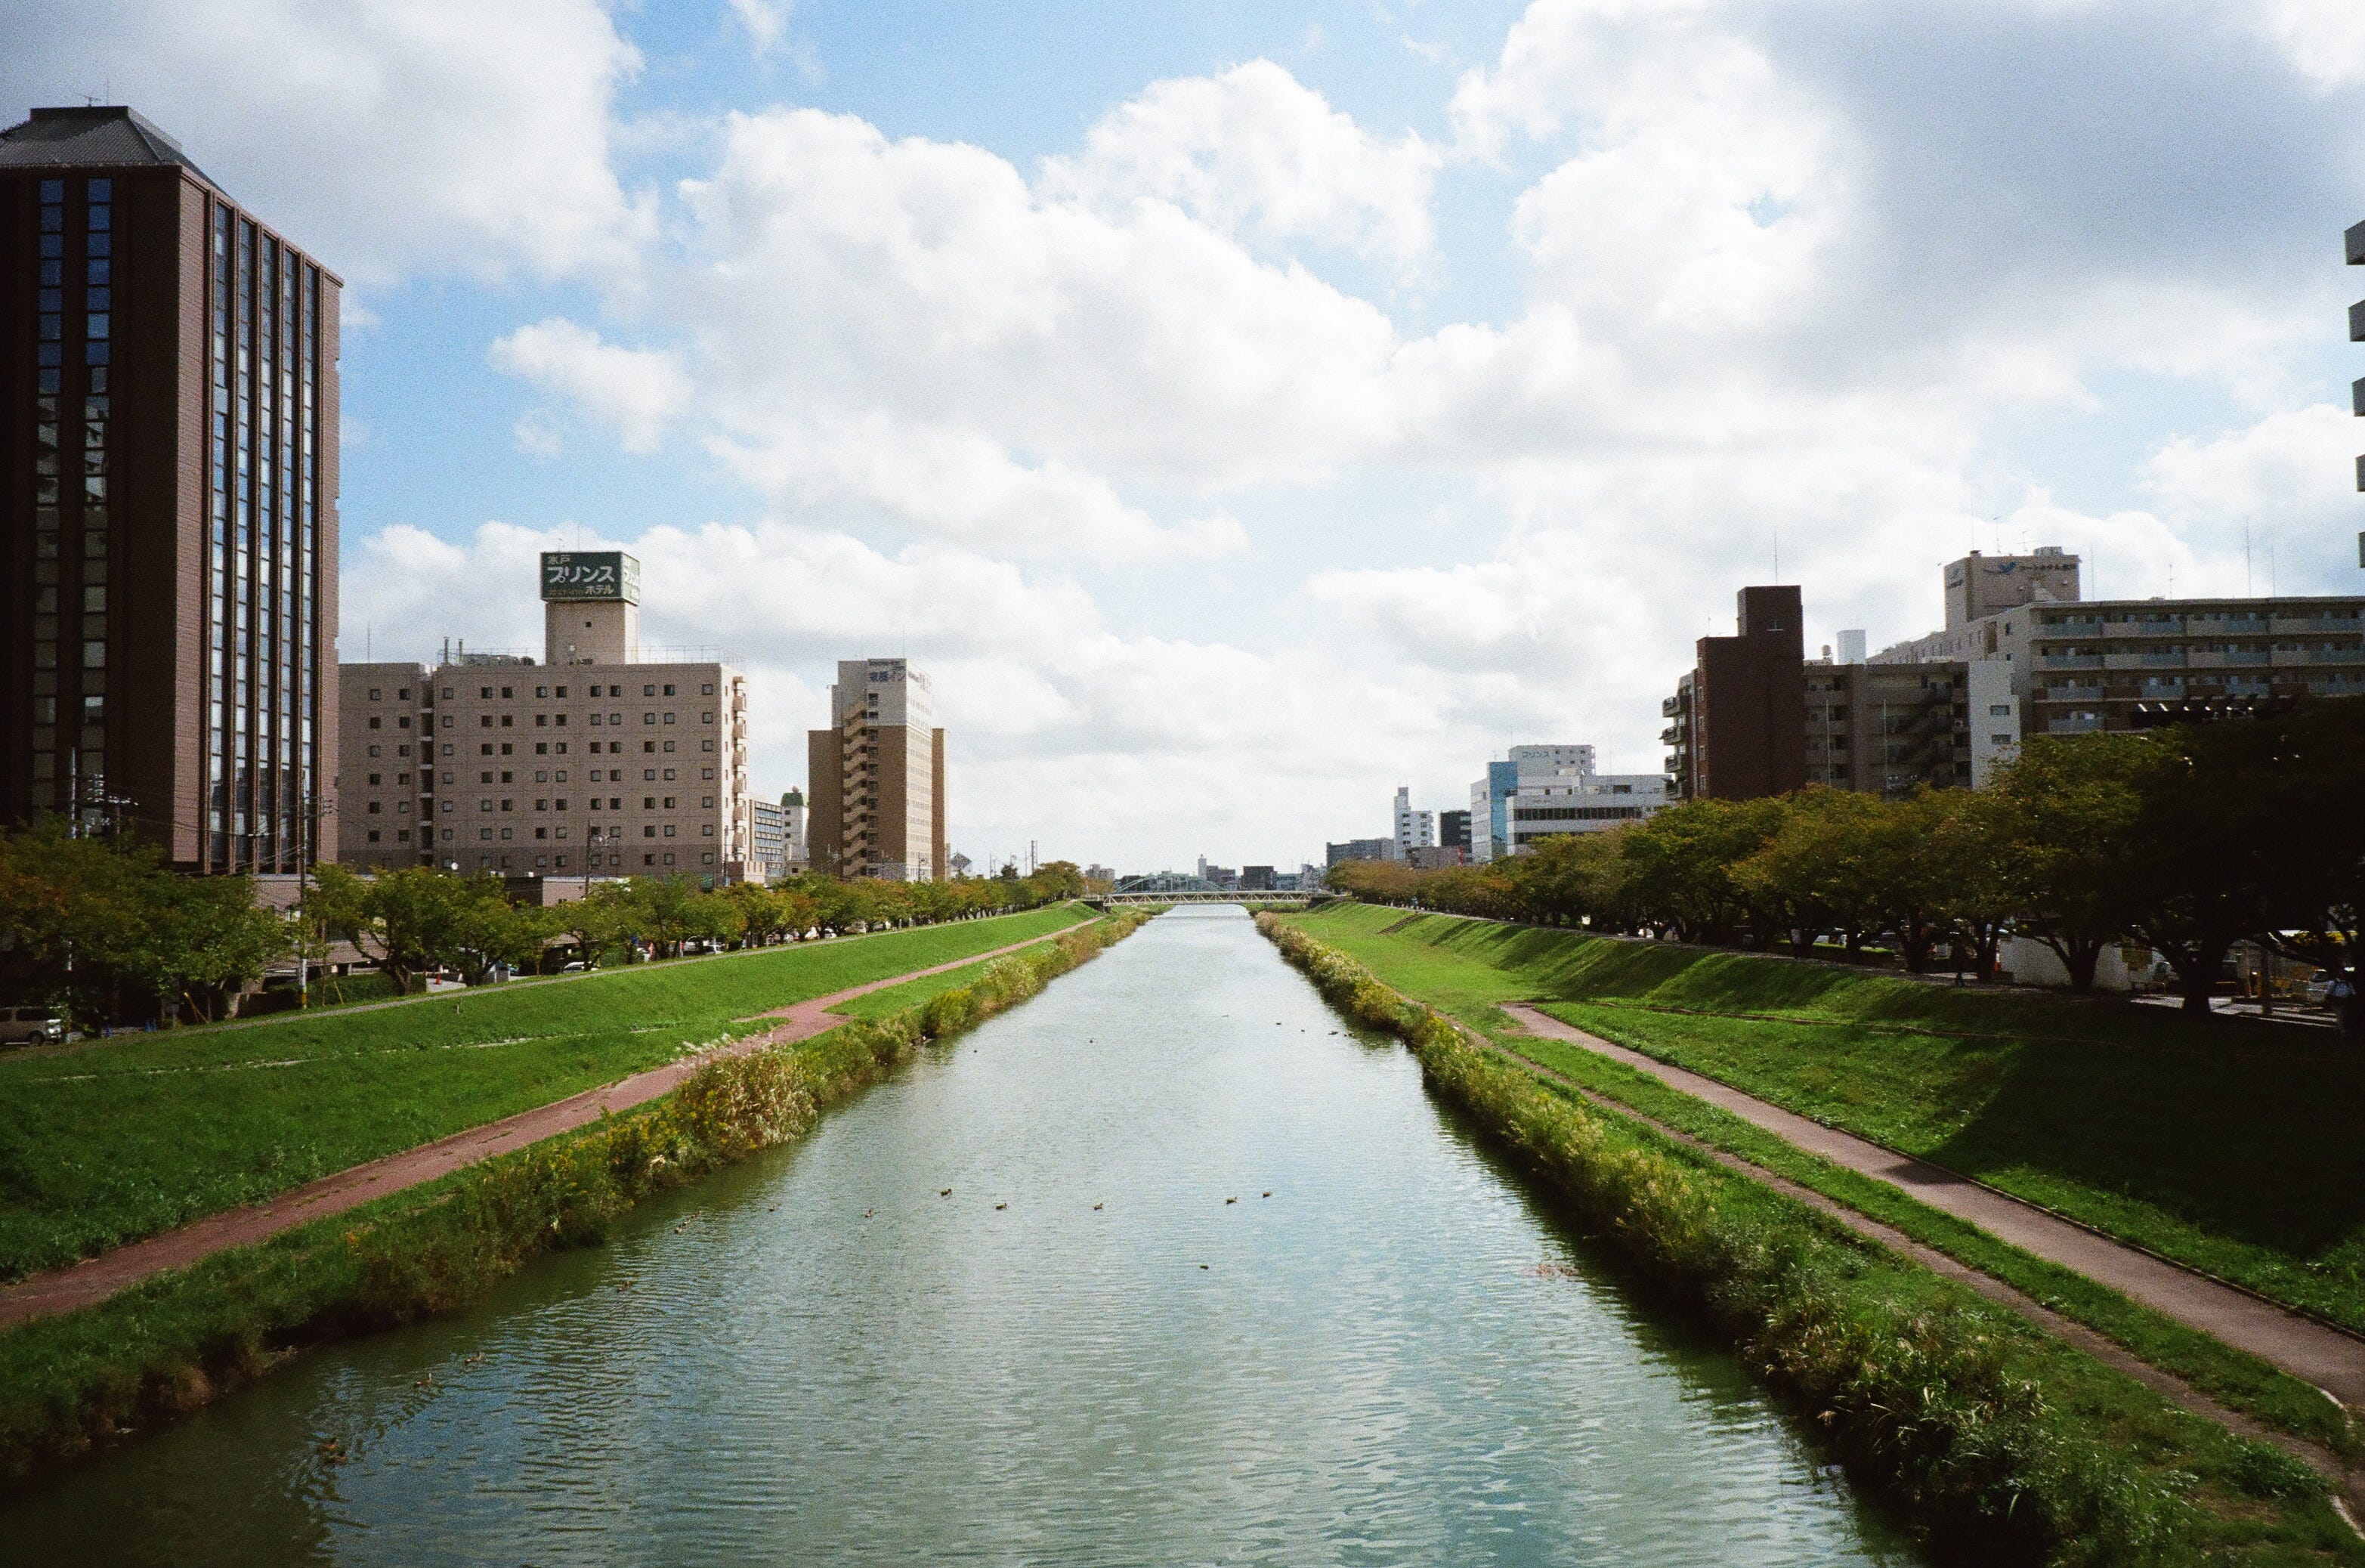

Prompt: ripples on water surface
xmin=6 ymin=908 xmax=1923 ymax=1566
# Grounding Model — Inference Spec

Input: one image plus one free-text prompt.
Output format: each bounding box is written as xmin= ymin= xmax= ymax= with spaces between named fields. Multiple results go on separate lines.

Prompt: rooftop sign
xmin=540 ymin=551 xmax=639 ymax=604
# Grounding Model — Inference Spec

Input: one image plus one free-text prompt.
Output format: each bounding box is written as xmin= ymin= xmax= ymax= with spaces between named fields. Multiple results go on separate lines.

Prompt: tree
xmin=2257 ymin=700 xmax=2365 ymax=1032
xmin=315 ymin=864 xmax=529 ymax=991
xmin=1620 ymin=797 xmax=1784 ymax=945
xmin=2118 ymin=712 xmax=2329 ymax=1014
xmin=1733 ymin=790 xmax=1886 ymax=959
xmin=1987 ymin=735 xmax=2147 ymax=994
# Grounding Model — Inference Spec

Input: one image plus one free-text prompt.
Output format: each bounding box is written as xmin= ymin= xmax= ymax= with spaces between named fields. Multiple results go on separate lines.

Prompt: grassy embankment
xmin=0 ymin=905 xmax=1092 ymax=1280
xmin=1285 ymin=902 xmax=2361 ymax=1456
xmin=1262 ymin=914 xmax=2360 ymax=1566
xmin=0 ymin=909 xmax=1153 ymax=1486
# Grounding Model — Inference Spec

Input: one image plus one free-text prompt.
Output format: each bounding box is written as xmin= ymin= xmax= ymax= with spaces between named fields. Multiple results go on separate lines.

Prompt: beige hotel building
xmin=338 ymin=551 xmax=753 ymax=882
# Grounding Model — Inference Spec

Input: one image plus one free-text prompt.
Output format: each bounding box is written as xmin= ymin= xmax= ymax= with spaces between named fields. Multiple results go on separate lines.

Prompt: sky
xmin=9 ymin=0 xmax=2365 ymax=874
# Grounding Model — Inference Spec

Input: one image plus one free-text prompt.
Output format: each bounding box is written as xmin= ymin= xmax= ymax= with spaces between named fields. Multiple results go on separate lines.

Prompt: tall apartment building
xmin=806 ymin=659 xmax=945 ymax=880
xmin=1871 ymin=549 xmax=2365 ymax=739
xmin=750 ymin=795 xmax=785 ymax=882
xmin=2 ymin=107 xmax=339 ymax=869
xmin=336 ymin=551 xmax=753 ymax=882
xmin=1804 ymin=657 xmax=2015 ymax=795
xmin=1390 ymin=785 xmax=1434 ymax=861
xmin=2026 ymin=598 xmax=2365 ymax=733
xmin=2349 ymin=216 xmax=2364 ymax=491
xmin=1663 ymin=586 xmax=1806 ymax=801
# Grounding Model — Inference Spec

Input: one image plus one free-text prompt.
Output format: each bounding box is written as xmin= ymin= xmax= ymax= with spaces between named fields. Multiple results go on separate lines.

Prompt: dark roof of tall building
xmin=0 ymin=106 xmax=217 ymax=189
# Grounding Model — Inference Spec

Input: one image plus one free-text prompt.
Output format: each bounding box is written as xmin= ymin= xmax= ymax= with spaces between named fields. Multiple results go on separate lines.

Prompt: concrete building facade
xmin=1804 ymin=657 xmax=2012 ymax=796
xmin=2027 ymin=596 xmax=2365 ymax=733
xmin=806 ymin=658 xmax=945 ymax=880
xmin=2 ymin=107 xmax=340 ymax=870
xmin=335 ymin=551 xmax=753 ymax=882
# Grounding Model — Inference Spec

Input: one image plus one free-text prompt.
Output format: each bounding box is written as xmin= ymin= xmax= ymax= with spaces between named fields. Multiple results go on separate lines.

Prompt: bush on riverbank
xmin=1257 ymin=914 xmax=2346 ymax=1566
xmin=0 ymin=908 xmax=1154 ymax=1486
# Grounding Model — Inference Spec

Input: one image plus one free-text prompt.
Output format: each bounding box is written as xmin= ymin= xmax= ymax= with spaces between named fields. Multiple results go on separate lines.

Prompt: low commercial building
xmin=1470 ymin=747 xmax=1593 ymax=861
xmin=1439 ymin=809 xmax=1470 ymax=855
xmin=1326 ymin=838 xmax=1388 ymax=867
xmin=1507 ymin=769 xmax=1666 ymax=852
xmin=335 ymin=550 xmax=754 ymax=881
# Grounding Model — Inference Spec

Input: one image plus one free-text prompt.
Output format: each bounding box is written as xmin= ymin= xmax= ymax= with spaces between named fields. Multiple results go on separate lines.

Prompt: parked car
xmin=0 ymin=1007 xmax=67 ymax=1047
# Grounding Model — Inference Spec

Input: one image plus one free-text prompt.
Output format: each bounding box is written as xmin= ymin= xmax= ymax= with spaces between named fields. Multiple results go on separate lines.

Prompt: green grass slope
xmin=1291 ymin=902 xmax=2365 ymax=1333
xmin=0 ymin=907 xmax=1090 ymax=1279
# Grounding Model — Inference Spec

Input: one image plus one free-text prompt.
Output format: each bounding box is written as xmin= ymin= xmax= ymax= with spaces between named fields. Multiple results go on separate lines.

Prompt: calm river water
xmin=6 ymin=908 xmax=1922 ymax=1566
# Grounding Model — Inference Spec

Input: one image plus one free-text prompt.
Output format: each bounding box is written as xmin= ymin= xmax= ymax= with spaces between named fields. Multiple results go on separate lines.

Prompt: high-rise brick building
xmin=0 ymin=107 xmax=339 ymax=870
xmin=1663 ymin=586 xmax=1806 ymax=801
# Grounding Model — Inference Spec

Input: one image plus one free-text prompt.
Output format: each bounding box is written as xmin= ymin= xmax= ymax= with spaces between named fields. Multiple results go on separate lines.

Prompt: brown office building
xmin=1663 ymin=586 xmax=1806 ymax=801
xmin=807 ymin=658 xmax=946 ymax=880
xmin=1 ymin=107 xmax=339 ymax=870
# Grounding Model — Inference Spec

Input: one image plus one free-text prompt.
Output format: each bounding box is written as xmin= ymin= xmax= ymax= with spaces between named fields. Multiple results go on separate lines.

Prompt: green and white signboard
xmin=540 ymin=551 xmax=640 ymax=604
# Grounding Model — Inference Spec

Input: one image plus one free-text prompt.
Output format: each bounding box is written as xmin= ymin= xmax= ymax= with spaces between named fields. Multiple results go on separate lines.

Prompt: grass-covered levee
xmin=1258 ymin=913 xmax=2360 ymax=1568
xmin=0 ymin=910 xmax=1155 ymax=1489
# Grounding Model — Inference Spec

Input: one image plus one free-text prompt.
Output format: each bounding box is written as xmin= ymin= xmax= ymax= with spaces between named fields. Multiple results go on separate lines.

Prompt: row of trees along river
xmin=0 ymin=830 xmax=1087 ymax=1029
xmin=1334 ymin=697 xmax=2365 ymax=1016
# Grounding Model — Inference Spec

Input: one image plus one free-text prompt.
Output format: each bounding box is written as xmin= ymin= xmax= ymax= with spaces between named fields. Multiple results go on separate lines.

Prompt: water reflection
xmin=4 ymin=907 xmax=1921 ymax=1566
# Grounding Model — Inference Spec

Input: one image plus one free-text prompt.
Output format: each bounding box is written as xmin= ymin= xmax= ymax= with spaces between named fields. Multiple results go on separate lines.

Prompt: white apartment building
xmin=1392 ymin=785 xmax=1434 ymax=861
xmin=337 ymin=550 xmax=754 ymax=883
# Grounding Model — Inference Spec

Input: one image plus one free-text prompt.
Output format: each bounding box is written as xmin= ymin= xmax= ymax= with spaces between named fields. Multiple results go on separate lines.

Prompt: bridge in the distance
xmin=1091 ymin=872 xmax=1329 ymax=908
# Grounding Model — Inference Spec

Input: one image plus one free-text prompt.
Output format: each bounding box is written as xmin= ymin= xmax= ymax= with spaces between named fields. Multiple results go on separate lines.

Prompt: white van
xmin=0 ymin=1007 xmax=66 ymax=1047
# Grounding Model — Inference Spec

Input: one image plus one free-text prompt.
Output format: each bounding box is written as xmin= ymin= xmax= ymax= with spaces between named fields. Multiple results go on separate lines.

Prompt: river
xmin=5 ymin=907 xmax=1921 ymax=1565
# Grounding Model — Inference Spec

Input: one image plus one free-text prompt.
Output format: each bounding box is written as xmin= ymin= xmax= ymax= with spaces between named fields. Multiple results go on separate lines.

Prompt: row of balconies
xmin=2039 ymin=613 xmax=2363 ymax=639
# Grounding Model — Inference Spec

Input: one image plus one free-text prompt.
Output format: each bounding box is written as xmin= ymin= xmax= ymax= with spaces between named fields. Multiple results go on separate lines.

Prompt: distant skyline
xmin=8 ymin=0 xmax=2365 ymax=870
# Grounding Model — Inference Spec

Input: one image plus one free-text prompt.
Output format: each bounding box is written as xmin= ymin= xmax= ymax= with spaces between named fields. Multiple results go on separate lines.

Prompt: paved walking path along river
xmin=0 ymin=929 xmax=1074 ymax=1330
xmin=1501 ymin=1001 xmax=2365 ymax=1410
xmin=0 ymin=908 xmax=1923 ymax=1566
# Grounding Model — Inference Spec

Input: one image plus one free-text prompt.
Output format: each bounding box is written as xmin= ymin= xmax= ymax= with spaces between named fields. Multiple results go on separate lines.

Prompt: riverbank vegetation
xmin=0 ymin=819 xmax=1090 ymax=1029
xmin=0 ymin=905 xmax=1092 ymax=1280
xmin=1336 ymin=700 xmax=2365 ymax=1018
xmin=0 ymin=909 xmax=1152 ymax=1488
xmin=1260 ymin=914 xmax=2359 ymax=1566
xmin=1289 ymin=901 xmax=2365 ymax=1340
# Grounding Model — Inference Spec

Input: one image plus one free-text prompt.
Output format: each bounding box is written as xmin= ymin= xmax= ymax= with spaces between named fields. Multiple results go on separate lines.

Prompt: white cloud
xmin=728 ymin=0 xmax=793 ymax=55
xmin=1040 ymin=60 xmax=1441 ymax=269
xmin=0 ymin=0 xmax=646 ymax=286
xmin=488 ymin=320 xmax=691 ymax=453
xmin=2142 ymin=404 xmax=2358 ymax=527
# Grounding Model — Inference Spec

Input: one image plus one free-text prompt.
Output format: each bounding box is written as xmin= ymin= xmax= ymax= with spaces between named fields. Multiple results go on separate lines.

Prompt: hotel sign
xmin=540 ymin=551 xmax=639 ymax=604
